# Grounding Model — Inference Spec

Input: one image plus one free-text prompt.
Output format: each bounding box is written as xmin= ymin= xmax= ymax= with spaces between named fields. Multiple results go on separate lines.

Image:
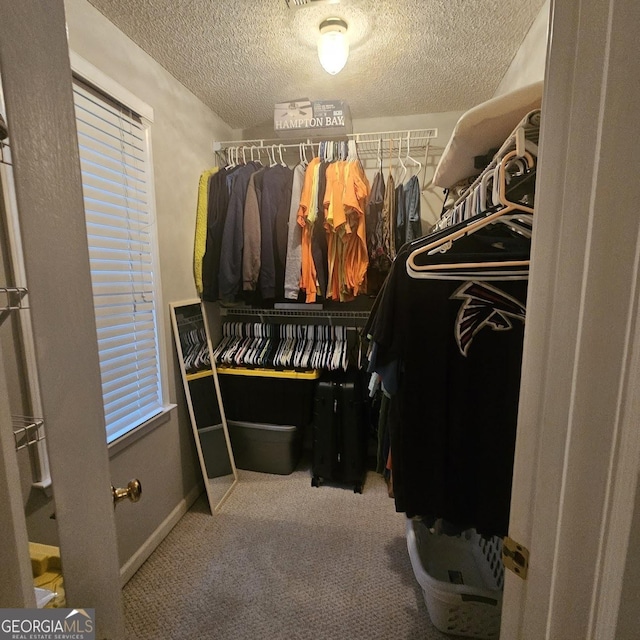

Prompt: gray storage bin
xmin=228 ymin=420 xmax=302 ymax=475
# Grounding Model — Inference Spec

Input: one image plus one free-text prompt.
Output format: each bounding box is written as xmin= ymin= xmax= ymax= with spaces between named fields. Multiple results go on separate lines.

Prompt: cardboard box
xmin=274 ymin=98 xmax=352 ymax=137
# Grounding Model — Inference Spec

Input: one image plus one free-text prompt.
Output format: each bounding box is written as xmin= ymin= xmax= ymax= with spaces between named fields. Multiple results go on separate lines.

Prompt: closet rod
xmin=212 ymin=128 xmax=438 ymax=153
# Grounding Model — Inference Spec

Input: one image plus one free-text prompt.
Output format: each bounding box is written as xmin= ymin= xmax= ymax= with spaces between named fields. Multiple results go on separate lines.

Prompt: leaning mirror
xmin=169 ymin=299 xmax=238 ymax=513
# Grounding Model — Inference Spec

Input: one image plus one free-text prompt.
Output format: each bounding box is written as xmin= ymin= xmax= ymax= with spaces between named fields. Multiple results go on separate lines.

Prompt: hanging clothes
xmin=403 ymin=174 xmax=422 ymax=243
xmin=342 ymin=160 xmax=370 ymax=298
xmin=202 ymin=166 xmax=239 ymax=302
xmin=298 ymin=157 xmax=321 ymax=303
xmin=382 ymin=173 xmax=396 ymax=261
xmin=218 ymin=161 xmax=260 ymax=302
xmin=258 ymin=164 xmax=294 ymax=299
xmin=242 ymin=167 xmax=266 ymax=292
xmin=283 ymin=163 xmax=306 ymax=300
xmin=324 ymin=159 xmax=370 ymax=301
xmin=193 ymin=167 xmax=217 ymax=295
xmin=365 ymin=220 xmax=531 ymax=537
xmin=312 ymin=161 xmax=330 ymax=299
xmin=365 ymin=169 xmax=388 ymax=296
xmin=394 ymin=182 xmax=405 ymax=253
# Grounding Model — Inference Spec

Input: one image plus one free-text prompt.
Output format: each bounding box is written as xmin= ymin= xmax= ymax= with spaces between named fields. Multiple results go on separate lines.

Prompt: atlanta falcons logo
xmin=451 ymin=282 xmax=526 ymax=356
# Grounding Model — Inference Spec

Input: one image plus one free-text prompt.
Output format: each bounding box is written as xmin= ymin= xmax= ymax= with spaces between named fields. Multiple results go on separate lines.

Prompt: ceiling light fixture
xmin=317 ymin=17 xmax=349 ymax=75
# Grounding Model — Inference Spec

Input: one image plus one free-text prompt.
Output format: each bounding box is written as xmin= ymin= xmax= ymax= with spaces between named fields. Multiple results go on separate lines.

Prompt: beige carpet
xmin=123 ymin=458 xmax=451 ymax=640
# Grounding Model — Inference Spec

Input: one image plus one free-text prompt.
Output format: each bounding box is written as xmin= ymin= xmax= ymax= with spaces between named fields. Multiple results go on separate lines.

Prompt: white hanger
xmin=396 ymin=137 xmax=407 ymax=184
xmin=278 ymin=144 xmax=286 ymax=167
xmin=270 ymin=144 xmax=278 ymax=167
xmin=405 ymin=132 xmax=422 ymax=176
xmin=224 ymin=146 xmax=236 ymax=170
xmin=406 ymin=150 xmax=535 ymax=273
xmin=347 ymin=139 xmax=358 ymax=162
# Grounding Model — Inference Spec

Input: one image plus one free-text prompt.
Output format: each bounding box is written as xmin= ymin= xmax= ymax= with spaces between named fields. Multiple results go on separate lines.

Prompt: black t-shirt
xmin=367 ymin=226 xmax=529 ymax=536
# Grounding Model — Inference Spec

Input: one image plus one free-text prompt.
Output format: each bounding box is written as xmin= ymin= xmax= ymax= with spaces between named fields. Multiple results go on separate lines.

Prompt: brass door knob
xmin=111 ymin=479 xmax=142 ymax=507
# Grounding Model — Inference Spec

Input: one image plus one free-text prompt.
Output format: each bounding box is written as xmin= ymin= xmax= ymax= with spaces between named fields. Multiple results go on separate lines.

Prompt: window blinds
xmin=73 ymin=80 xmax=163 ymax=443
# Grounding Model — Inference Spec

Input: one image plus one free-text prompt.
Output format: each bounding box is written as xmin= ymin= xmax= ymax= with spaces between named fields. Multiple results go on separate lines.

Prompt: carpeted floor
xmin=122 ymin=458 xmax=451 ymax=640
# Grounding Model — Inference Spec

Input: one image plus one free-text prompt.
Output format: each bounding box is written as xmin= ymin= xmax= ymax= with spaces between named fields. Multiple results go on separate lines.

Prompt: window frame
xmin=70 ymin=52 xmax=174 ymax=453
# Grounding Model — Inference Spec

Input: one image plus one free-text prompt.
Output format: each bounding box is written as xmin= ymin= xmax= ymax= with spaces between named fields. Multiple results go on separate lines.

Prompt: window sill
xmin=107 ymin=404 xmax=177 ymax=458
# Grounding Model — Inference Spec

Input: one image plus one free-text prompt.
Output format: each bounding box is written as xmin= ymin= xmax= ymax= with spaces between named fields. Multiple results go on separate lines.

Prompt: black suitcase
xmin=311 ymin=373 xmax=367 ymax=493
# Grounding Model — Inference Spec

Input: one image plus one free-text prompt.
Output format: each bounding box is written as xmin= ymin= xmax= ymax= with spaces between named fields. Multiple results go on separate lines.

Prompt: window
xmin=73 ymin=78 xmax=165 ymax=444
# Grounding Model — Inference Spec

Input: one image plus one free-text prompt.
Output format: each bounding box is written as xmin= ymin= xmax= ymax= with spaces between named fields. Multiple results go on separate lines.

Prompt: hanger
xmin=347 ymin=139 xmax=358 ymax=162
xmin=404 ymin=132 xmax=422 ymax=177
xmin=224 ymin=146 xmax=234 ymax=170
xmin=406 ymin=150 xmax=535 ymax=274
xmin=396 ymin=137 xmax=407 ymax=184
xmin=278 ymin=144 xmax=286 ymax=167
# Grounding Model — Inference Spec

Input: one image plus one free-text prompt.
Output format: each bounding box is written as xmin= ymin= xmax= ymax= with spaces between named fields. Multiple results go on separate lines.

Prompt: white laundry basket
xmin=406 ymin=518 xmax=504 ymax=639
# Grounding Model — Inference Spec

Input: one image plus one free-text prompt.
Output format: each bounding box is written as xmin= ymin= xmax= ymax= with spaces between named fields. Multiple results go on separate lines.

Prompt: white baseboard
xmin=119 ymin=483 xmax=203 ymax=586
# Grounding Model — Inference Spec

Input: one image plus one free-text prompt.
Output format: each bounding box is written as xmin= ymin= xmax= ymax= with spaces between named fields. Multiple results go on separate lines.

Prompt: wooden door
xmin=501 ymin=0 xmax=640 ymax=637
xmin=0 ymin=2 xmax=125 ymax=637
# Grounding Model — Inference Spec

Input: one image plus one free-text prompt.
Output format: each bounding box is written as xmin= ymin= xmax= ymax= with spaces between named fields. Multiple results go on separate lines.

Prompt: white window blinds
xmin=73 ymin=79 xmax=163 ymax=444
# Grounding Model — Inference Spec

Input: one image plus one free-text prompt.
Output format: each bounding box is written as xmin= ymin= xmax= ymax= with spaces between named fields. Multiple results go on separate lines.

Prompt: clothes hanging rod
xmin=212 ymin=128 xmax=438 ymax=152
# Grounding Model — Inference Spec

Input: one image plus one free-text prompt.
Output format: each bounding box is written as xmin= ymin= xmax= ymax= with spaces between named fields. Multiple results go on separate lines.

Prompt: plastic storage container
xmin=228 ymin=420 xmax=302 ymax=475
xmin=217 ymin=366 xmax=318 ymax=427
xmin=406 ymin=518 xmax=504 ymax=639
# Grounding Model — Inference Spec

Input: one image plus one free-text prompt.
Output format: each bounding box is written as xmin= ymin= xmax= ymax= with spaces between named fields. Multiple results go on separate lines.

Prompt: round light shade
xmin=318 ymin=18 xmax=349 ymax=75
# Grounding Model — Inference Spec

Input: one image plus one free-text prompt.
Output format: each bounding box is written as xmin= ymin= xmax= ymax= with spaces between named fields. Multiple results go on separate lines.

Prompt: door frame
xmin=0 ymin=2 xmax=124 ymax=637
xmin=501 ymin=0 xmax=640 ymax=637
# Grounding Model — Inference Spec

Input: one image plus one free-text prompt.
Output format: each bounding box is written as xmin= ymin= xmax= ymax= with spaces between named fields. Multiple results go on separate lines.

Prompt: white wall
xmin=63 ymin=0 xmax=234 ymax=570
xmin=495 ymin=0 xmax=550 ymax=96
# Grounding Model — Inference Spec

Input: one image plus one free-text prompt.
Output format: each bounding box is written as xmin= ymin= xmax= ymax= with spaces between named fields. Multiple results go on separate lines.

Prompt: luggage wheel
xmin=311 ymin=476 xmax=320 ymax=488
xmin=354 ymin=484 xmax=363 ymax=494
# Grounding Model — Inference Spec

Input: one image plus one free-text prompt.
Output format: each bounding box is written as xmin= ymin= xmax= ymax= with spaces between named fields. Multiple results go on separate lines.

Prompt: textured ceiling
xmin=86 ymin=0 xmax=545 ymax=131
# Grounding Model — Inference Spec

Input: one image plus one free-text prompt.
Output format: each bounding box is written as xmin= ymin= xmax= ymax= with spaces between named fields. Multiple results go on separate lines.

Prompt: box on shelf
xmin=228 ymin=420 xmax=302 ymax=475
xmin=197 ymin=424 xmax=233 ymax=478
xmin=406 ymin=518 xmax=504 ymax=639
xmin=274 ymin=98 xmax=351 ymax=138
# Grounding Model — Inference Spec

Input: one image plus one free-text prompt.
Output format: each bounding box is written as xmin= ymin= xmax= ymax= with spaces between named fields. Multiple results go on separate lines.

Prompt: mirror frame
xmin=169 ymin=299 xmax=238 ymax=513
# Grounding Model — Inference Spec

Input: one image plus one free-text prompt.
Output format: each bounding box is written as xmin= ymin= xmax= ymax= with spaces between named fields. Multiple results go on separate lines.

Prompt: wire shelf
xmin=0 ymin=286 xmax=28 ymax=311
xmin=219 ymin=306 xmax=371 ymax=322
xmin=0 ymin=138 xmax=11 ymax=167
xmin=213 ymin=128 xmax=438 ymax=157
xmin=12 ymin=416 xmax=45 ymax=452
